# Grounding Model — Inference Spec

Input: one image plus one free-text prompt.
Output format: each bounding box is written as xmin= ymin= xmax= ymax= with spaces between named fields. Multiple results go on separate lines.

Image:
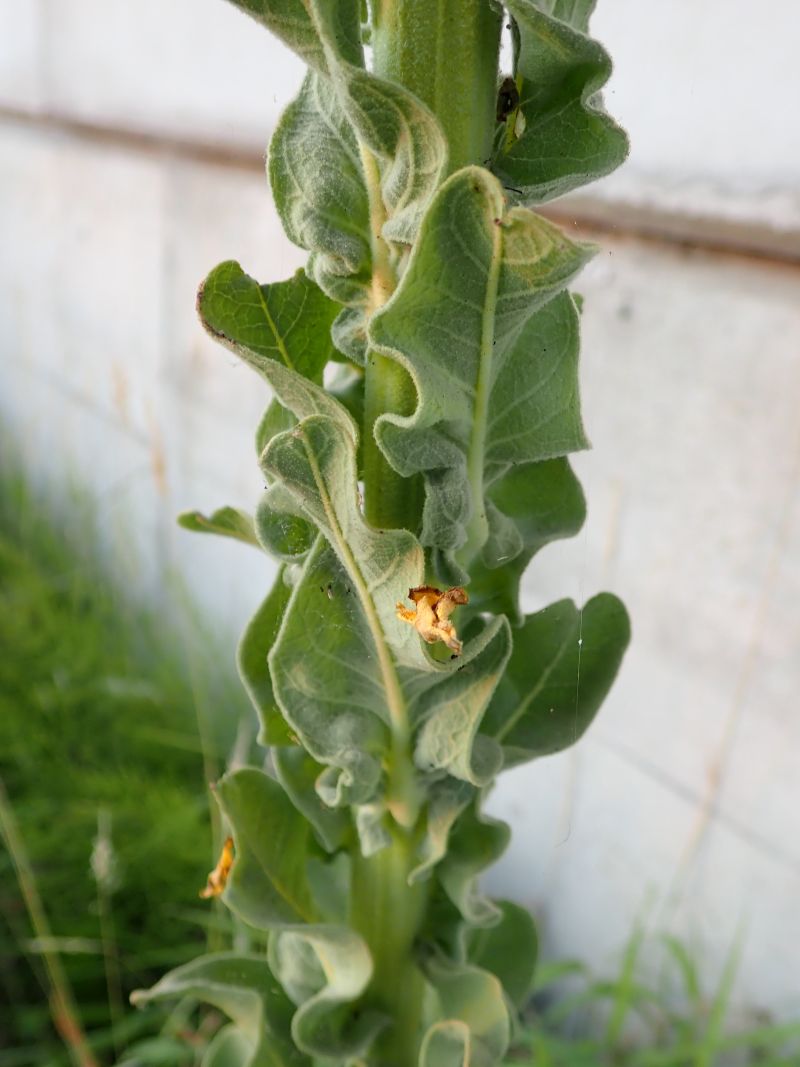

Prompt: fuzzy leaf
xmin=202 ymin=1024 xmax=252 ymax=1067
xmin=269 ymin=72 xmax=372 ymax=306
xmin=413 ymin=617 xmax=511 ymax=786
xmin=370 ymin=166 xmax=591 ymax=576
xmin=132 ymin=953 xmax=307 ymax=1067
xmin=421 ymin=956 xmax=510 ymax=1067
xmin=198 ymin=262 xmax=349 ymax=433
xmin=465 ymin=900 xmax=538 ymax=1010
xmin=238 ymin=569 xmax=295 ymax=746
xmin=535 ymin=0 xmax=596 ymax=32
xmin=215 ymin=767 xmax=316 ymax=927
xmin=410 ymin=780 xmax=474 ymax=885
xmin=467 ymin=457 xmax=586 ymax=622
xmin=267 ymin=537 xmax=392 ymax=807
xmin=273 ymin=746 xmax=350 ymax=853
xmin=262 ymin=415 xmax=425 ymax=663
xmin=339 ymin=65 xmax=447 ymax=246
xmin=268 ymin=925 xmax=386 ymax=1058
xmin=223 ymin=0 xmax=363 ymax=75
xmin=494 ymin=0 xmax=628 ymax=202
xmin=255 ymin=485 xmax=316 ymax=562
xmin=437 ymin=803 xmax=510 ymax=927
xmin=178 ymin=506 xmax=260 ymax=548
xmin=481 ymin=594 xmax=631 ymax=766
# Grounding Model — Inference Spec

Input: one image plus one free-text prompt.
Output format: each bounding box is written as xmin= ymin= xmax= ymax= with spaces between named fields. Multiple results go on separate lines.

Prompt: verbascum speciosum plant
xmin=133 ymin=2 xmax=631 ymax=1064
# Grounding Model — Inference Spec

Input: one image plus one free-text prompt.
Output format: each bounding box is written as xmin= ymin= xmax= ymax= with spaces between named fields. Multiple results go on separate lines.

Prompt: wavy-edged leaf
xmin=421 ymin=956 xmax=510 ymax=1067
xmin=339 ymin=64 xmax=447 ymax=246
xmin=467 ymin=457 xmax=586 ymax=622
xmin=273 ymin=746 xmax=350 ymax=853
xmin=215 ymin=767 xmax=316 ymax=927
xmin=370 ymin=166 xmax=592 ymax=577
xmin=255 ymin=485 xmax=315 ymax=562
xmin=263 ymin=414 xmax=425 ymax=663
xmin=223 ymin=0 xmax=363 ymax=75
xmin=198 ymin=262 xmax=348 ymax=433
xmin=438 ymin=803 xmax=510 ymax=927
xmin=410 ymin=780 xmax=474 ymax=885
xmin=256 ymin=398 xmax=296 ymax=457
xmin=178 ymin=506 xmax=260 ymax=548
xmin=263 ymin=413 xmax=519 ymax=816
xmin=238 ymin=568 xmax=295 ymax=746
xmin=413 ymin=617 xmax=511 ymax=786
xmin=493 ymin=0 xmax=628 ymax=203
xmin=465 ymin=900 xmax=538 ymax=1011
xmin=535 ymin=0 xmax=596 ymax=32
xmin=269 ymin=72 xmax=372 ymax=306
xmin=132 ymin=953 xmax=308 ymax=1067
xmin=481 ymin=593 xmax=631 ymax=766
xmin=202 ymin=1024 xmax=252 ymax=1067
xmin=268 ymin=925 xmax=386 ymax=1059
xmin=267 ymin=537 xmax=392 ymax=807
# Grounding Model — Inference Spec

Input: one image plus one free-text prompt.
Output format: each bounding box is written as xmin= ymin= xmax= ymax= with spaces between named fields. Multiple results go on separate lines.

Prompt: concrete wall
xmin=2 ymin=0 xmax=799 ymax=1018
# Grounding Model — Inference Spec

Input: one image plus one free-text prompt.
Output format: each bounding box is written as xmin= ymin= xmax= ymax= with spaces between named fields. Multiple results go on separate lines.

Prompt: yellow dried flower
xmin=396 ymin=585 xmax=469 ymax=656
xmin=199 ymin=836 xmax=235 ymax=899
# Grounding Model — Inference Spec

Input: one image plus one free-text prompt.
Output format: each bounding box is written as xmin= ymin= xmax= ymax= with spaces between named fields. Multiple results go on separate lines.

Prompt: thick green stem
xmin=372 ymin=0 xmax=503 ymax=173
xmin=351 ymin=826 xmax=429 ymax=1066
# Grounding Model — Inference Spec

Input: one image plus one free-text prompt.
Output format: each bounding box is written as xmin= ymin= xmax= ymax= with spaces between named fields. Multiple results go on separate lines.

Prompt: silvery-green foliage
xmin=136 ymin=2 xmax=631 ymax=1064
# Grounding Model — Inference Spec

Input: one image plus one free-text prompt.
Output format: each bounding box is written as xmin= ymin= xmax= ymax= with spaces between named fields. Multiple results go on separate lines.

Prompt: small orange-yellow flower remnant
xmin=396 ymin=585 xmax=469 ymax=656
xmin=199 ymin=836 xmax=234 ymax=899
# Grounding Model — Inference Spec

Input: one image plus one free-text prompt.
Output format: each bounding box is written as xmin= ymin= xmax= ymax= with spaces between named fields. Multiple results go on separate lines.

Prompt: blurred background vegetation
xmin=0 ymin=456 xmax=249 ymax=1065
xmin=1 ymin=456 xmax=798 ymax=1066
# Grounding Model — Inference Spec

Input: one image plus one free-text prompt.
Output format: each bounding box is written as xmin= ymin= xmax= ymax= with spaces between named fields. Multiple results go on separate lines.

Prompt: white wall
xmin=2 ymin=0 xmax=799 ymax=1018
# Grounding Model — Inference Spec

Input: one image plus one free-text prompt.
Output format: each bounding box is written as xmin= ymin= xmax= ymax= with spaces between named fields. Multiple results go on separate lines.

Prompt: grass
xmin=0 ymin=461 xmax=249 ymax=1065
xmin=504 ymin=930 xmax=800 ymax=1066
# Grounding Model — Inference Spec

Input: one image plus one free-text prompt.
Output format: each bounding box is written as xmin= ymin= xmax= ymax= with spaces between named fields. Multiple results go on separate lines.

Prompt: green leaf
xmin=481 ymin=593 xmax=631 ymax=766
xmin=202 ymin=1025 xmax=253 ymax=1067
xmin=410 ymin=780 xmax=474 ymax=885
xmin=223 ymin=0 xmax=363 ymax=76
xmin=273 ymin=746 xmax=350 ymax=853
xmin=256 ymin=398 xmax=296 ymax=456
xmin=421 ymin=956 xmax=511 ymax=1067
xmin=535 ymin=0 xmax=596 ymax=32
xmin=413 ymin=617 xmax=511 ymax=786
xmin=268 ymin=925 xmax=386 ymax=1059
xmin=465 ymin=900 xmax=538 ymax=1010
xmin=263 ymin=418 xmax=424 ymax=664
xmin=370 ymin=166 xmax=592 ymax=578
xmin=198 ymin=262 xmax=348 ymax=432
xmin=215 ymin=767 xmax=316 ymax=927
xmin=131 ymin=953 xmax=308 ymax=1067
xmin=255 ymin=485 xmax=316 ymax=562
xmin=494 ymin=0 xmax=628 ymax=202
xmin=466 ymin=457 xmax=586 ymax=622
xmin=237 ymin=568 xmax=295 ymax=746
xmin=269 ymin=72 xmax=373 ymax=306
xmin=339 ymin=65 xmax=447 ymax=247
xmin=437 ymin=802 xmax=510 ymax=927
xmin=178 ymin=506 xmax=260 ymax=548
xmin=269 ymin=537 xmax=392 ymax=806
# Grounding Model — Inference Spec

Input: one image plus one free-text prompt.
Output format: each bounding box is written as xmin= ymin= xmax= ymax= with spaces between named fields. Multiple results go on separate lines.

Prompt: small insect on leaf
xmin=396 ymin=586 xmax=469 ymax=656
xmin=496 ymin=76 xmax=520 ymax=123
xmin=199 ymin=836 xmax=234 ymax=899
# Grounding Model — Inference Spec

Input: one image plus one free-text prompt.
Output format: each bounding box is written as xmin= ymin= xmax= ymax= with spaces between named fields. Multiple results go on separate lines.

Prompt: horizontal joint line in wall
xmin=2 ymin=105 xmax=800 ymax=268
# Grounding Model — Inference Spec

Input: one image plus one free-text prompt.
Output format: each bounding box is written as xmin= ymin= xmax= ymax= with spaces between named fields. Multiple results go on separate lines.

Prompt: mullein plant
xmin=134 ymin=1 xmax=631 ymax=1064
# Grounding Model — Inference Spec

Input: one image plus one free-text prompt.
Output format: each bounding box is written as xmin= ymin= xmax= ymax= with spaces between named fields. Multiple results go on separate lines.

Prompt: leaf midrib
xmin=492 ymin=616 xmax=578 ymax=744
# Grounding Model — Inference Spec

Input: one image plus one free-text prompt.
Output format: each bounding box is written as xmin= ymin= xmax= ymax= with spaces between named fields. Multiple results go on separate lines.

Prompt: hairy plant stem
xmin=355 ymin=11 xmax=504 ymax=1064
xmin=351 ymin=825 xmax=429 ymax=1066
xmin=371 ymin=0 xmax=503 ymax=173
